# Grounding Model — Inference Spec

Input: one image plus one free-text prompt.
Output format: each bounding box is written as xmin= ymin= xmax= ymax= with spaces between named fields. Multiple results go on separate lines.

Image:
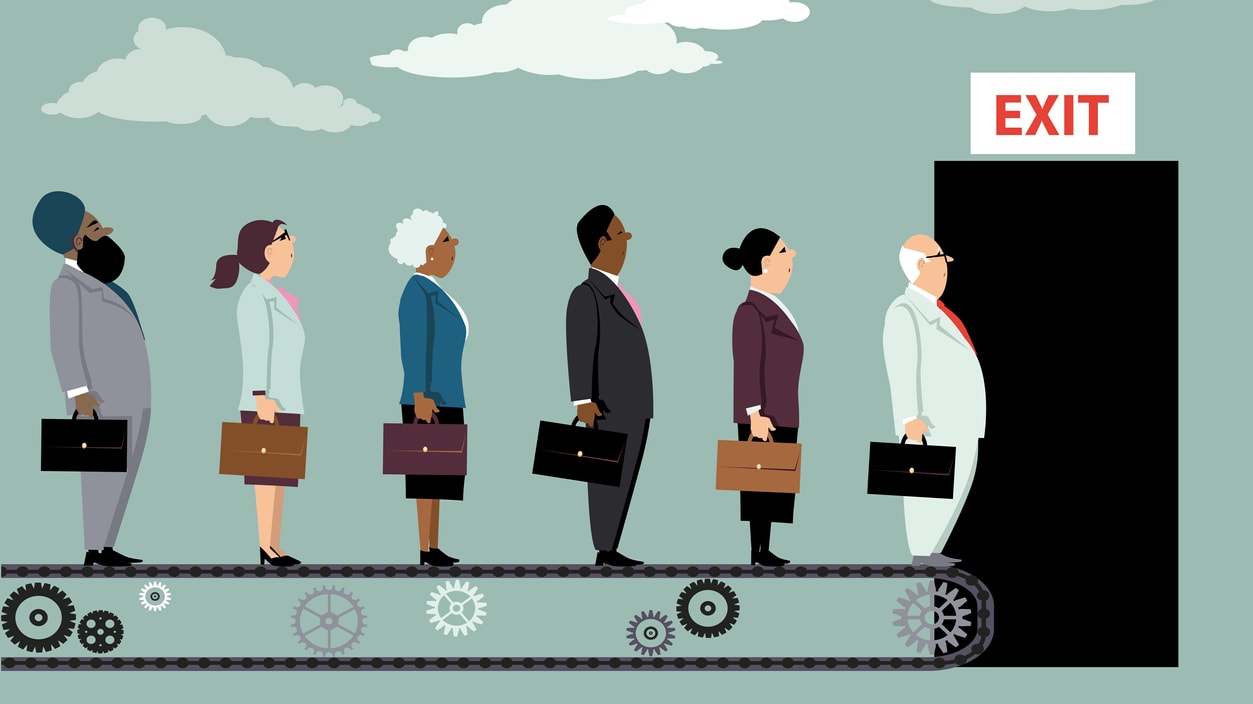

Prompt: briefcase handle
xmin=571 ymin=416 xmax=597 ymax=430
xmin=248 ymin=416 xmax=292 ymax=427
xmin=900 ymin=434 xmax=928 ymax=446
xmin=70 ymin=410 xmax=101 ymax=421
xmin=748 ymin=431 xmax=775 ymax=443
xmin=411 ymin=414 xmax=441 ymax=425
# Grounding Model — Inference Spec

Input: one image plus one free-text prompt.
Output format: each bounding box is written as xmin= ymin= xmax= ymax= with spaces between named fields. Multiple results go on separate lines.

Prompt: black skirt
xmin=737 ymin=423 xmax=797 ymax=523
xmin=401 ymin=405 xmax=466 ymax=501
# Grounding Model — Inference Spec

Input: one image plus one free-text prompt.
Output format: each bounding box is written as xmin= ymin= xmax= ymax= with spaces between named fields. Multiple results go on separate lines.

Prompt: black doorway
xmin=935 ymin=160 xmax=1179 ymax=667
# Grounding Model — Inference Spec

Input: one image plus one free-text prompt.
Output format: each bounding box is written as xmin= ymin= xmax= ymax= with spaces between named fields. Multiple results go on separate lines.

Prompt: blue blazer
xmin=399 ymin=274 xmax=467 ymax=408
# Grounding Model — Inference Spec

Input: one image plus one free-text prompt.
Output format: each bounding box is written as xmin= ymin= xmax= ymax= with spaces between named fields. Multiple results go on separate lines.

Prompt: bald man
xmin=881 ymin=234 xmax=986 ymax=568
xmin=33 ymin=191 xmax=150 ymax=567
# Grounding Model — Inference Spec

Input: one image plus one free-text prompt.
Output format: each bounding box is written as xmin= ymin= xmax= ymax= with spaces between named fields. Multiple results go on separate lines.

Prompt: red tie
xmin=937 ymin=300 xmax=976 ymax=354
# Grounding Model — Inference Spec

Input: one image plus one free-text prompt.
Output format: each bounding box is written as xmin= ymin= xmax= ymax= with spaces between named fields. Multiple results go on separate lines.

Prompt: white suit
xmin=882 ymin=285 xmax=986 ymax=557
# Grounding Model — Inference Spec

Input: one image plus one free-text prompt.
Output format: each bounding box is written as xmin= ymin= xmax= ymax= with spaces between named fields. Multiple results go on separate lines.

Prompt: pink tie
xmin=619 ymin=285 xmax=642 ymax=324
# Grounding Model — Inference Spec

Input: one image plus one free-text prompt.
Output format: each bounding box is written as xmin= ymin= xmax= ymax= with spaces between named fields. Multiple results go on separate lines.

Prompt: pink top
xmin=619 ymin=285 xmax=642 ymax=324
xmin=275 ymin=286 xmax=300 ymax=320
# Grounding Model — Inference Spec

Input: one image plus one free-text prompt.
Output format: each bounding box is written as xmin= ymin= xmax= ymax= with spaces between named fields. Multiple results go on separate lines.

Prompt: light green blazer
xmin=882 ymin=286 xmax=986 ymax=444
xmin=237 ymin=274 xmax=305 ymax=413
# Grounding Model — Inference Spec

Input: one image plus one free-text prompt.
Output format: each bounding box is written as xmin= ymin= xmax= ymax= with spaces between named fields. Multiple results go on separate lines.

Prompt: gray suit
xmin=50 ymin=263 xmax=151 ymax=550
xmin=566 ymin=269 xmax=654 ymax=551
xmin=882 ymin=286 xmax=986 ymax=557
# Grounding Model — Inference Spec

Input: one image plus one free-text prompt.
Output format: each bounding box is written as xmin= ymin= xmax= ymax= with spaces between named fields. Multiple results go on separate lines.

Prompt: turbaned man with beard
xmin=34 ymin=191 xmax=151 ymax=567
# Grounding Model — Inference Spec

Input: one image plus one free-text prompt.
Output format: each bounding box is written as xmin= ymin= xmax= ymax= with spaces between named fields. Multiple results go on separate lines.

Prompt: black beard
xmin=77 ymin=235 xmax=126 ymax=284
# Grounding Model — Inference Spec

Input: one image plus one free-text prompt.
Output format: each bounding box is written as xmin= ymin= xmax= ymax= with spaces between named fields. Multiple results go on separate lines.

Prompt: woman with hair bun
xmin=210 ymin=219 xmax=305 ymax=566
xmin=723 ymin=228 xmax=802 ymax=566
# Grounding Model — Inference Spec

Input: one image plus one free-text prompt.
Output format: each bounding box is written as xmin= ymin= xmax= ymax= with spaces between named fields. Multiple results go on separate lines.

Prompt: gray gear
xmin=626 ymin=610 xmax=675 ymax=656
xmin=892 ymin=580 xmax=973 ymax=655
xmin=292 ymin=586 xmax=366 ymax=655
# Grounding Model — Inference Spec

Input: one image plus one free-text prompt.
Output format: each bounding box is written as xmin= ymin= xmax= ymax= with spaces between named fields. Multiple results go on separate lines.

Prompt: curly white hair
xmin=388 ymin=208 xmax=448 ymax=266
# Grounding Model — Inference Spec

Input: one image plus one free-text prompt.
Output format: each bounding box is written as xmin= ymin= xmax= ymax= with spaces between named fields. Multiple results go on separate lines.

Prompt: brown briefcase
xmin=715 ymin=434 xmax=802 ymax=494
xmin=219 ymin=416 xmax=308 ymax=480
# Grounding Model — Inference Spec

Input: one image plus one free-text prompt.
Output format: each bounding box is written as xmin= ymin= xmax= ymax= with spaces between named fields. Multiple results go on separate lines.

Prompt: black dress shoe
xmin=260 ymin=547 xmax=298 ymax=567
xmin=751 ymin=550 xmax=789 ymax=567
xmin=428 ymin=548 xmax=460 ymax=564
xmin=270 ymin=546 xmax=301 ymax=565
xmin=420 ymin=550 xmax=455 ymax=566
xmin=84 ymin=549 xmax=131 ymax=567
xmin=103 ymin=547 xmax=141 ymax=564
xmin=595 ymin=550 xmax=643 ymax=567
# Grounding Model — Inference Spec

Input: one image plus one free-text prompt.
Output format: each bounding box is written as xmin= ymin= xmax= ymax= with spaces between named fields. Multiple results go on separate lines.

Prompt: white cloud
xmin=931 ymin=0 xmax=1152 ymax=13
xmin=42 ymin=18 xmax=380 ymax=132
xmin=369 ymin=0 xmax=719 ymax=80
xmin=611 ymin=0 xmax=810 ymax=30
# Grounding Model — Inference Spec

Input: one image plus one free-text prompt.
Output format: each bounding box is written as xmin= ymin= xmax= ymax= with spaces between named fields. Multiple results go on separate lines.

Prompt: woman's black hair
xmin=722 ymin=228 xmax=781 ymax=276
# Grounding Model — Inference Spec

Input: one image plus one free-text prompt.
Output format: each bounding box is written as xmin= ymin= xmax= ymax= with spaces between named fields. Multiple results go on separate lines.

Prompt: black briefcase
xmin=866 ymin=435 xmax=955 ymax=499
xmin=532 ymin=417 xmax=628 ymax=487
xmin=41 ymin=410 xmax=128 ymax=472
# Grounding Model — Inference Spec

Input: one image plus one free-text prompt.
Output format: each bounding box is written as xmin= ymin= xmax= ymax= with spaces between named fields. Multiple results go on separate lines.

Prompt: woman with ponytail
xmin=211 ymin=219 xmax=306 ymax=566
xmin=723 ymin=228 xmax=803 ymax=566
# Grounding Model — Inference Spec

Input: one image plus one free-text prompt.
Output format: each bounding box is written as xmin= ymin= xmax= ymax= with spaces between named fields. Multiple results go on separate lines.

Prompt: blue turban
xmin=33 ymin=191 xmax=85 ymax=253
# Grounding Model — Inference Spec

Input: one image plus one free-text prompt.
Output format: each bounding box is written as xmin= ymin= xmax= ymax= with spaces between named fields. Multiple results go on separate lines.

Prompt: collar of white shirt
xmin=750 ymin=286 xmax=799 ymax=332
xmin=64 ymin=258 xmax=82 ymax=272
xmin=908 ymin=283 xmax=938 ymax=305
xmin=591 ymin=267 xmax=620 ymax=287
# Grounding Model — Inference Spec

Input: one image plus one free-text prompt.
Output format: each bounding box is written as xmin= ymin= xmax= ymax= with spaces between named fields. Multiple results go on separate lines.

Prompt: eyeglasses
xmin=272 ymin=231 xmax=291 ymax=242
xmin=925 ymin=251 xmax=952 ymax=261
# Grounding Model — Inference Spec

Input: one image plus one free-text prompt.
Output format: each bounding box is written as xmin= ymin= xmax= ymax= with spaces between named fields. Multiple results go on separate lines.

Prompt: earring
xmin=763 ymin=269 xmax=769 ymax=274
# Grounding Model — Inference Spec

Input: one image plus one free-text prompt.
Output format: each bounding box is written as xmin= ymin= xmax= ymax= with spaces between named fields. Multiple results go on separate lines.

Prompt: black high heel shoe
xmin=428 ymin=547 xmax=459 ymax=564
xmin=260 ymin=547 xmax=298 ymax=567
xmin=420 ymin=550 xmax=455 ymax=566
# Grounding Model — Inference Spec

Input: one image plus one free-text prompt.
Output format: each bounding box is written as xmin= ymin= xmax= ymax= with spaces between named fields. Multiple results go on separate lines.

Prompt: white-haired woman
xmin=389 ymin=208 xmax=467 ymax=566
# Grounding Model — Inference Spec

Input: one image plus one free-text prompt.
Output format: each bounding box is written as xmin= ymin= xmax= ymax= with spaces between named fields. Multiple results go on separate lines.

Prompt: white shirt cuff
xmin=572 ymin=399 xmax=591 ymax=406
xmin=746 ymin=405 xmax=762 ymax=416
xmin=67 ymin=386 xmax=89 ymax=399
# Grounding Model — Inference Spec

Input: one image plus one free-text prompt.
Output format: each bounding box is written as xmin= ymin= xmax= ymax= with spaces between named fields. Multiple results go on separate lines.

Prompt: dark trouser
xmin=736 ymin=423 xmax=798 ymax=554
xmin=400 ymin=405 xmax=466 ymax=500
xmin=589 ymin=416 xmax=650 ymax=552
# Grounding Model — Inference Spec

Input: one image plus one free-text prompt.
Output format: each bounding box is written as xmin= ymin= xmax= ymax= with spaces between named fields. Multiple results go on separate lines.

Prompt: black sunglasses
xmin=272 ymin=231 xmax=291 ymax=242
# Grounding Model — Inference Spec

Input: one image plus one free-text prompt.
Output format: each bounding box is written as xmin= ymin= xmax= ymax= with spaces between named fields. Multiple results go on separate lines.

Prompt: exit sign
xmin=970 ymin=73 xmax=1135 ymax=155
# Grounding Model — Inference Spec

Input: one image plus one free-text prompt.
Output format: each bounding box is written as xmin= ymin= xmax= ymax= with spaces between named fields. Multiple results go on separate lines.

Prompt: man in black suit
xmin=566 ymin=205 xmax=654 ymax=567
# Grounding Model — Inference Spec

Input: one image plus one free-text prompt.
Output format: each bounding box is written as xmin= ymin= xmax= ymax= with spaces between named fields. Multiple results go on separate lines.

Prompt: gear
xmin=626 ymin=610 xmax=675 ymax=656
xmin=675 ymin=579 xmax=740 ymax=638
xmin=77 ymin=609 xmax=124 ymax=654
xmin=2 ymin=582 xmax=76 ymax=653
xmin=292 ymin=586 xmax=366 ymax=655
xmin=892 ymin=580 xmax=973 ymax=655
xmin=426 ymin=580 xmax=486 ymax=637
xmin=139 ymin=581 xmax=172 ymax=612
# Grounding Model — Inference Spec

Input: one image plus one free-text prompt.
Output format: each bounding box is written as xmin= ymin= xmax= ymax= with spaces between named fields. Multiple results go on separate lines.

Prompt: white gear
xmin=139 ymin=582 xmax=171 ymax=612
xmin=426 ymin=580 xmax=486 ymax=637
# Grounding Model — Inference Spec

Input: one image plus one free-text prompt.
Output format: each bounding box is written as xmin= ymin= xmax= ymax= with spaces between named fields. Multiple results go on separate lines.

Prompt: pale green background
xmin=0 ymin=0 xmax=1242 ymax=700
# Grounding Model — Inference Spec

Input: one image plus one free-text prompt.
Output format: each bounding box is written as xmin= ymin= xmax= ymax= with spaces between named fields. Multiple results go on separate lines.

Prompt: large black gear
xmin=2 ymin=582 xmax=76 ymax=653
xmin=77 ymin=609 xmax=124 ymax=654
xmin=675 ymin=578 xmax=740 ymax=638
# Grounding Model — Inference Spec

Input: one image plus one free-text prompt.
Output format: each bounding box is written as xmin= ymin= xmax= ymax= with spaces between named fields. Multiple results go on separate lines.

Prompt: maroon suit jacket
xmin=732 ymin=290 xmax=804 ymax=427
